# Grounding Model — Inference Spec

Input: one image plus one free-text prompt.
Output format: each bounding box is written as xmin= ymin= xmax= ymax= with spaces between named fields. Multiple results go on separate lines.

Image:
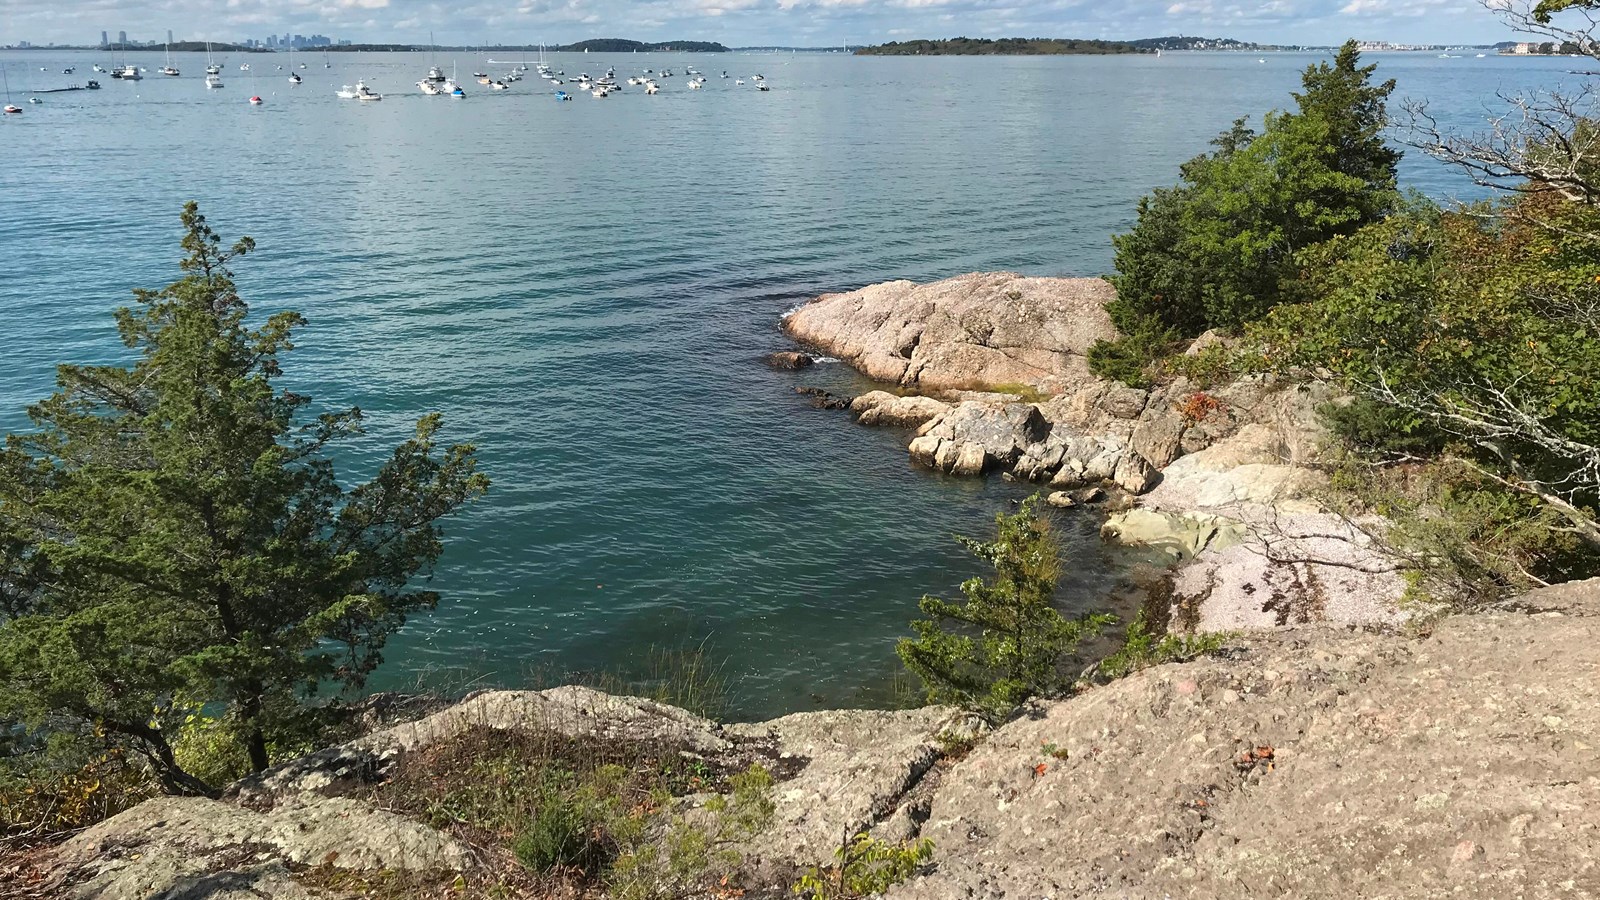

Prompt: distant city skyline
xmin=0 ymin=0 xmax=1578 ymax=50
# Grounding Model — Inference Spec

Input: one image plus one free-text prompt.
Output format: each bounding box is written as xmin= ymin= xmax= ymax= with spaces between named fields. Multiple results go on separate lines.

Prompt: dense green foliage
xmin=857 ymin=37 xmax=1144 ymax=56
xmin=1093 ymin=40 xmax=1399 ymax=383
xmin=1093 ymin=611 xmax=1230 ymax=681
xmin=0 ymin=203 xmax=488 ymax=796
xmin=1253 ymin=192 xmax=1600 ymax=588
xmin=897 ymin=497 xmax=1114 ymax=717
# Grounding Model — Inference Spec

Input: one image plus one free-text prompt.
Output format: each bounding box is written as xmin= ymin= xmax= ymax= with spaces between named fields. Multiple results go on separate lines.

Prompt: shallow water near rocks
xmin=0 ymin=49 xmax=1577 ymax=717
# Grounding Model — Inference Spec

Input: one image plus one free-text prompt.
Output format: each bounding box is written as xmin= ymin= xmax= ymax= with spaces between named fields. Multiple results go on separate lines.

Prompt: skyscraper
xmin=118 ymin=30 xmax=127 ymax=47
xmin=167 ymin=29 xmax=173 ymax=45
xmin=101 ymin=30 xmax=108 ymax=47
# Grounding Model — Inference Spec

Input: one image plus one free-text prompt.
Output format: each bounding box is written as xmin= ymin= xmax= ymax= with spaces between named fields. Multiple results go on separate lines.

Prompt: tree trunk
xmin=108 ymin=718 xmax=217 ymax=797
xmin=245 ymin=725 xmax=269 ymax=774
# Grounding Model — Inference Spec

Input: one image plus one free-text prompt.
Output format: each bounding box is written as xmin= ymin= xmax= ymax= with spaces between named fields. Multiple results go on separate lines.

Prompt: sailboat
xmin=205 ymin=42 xmax=221 ymax=75
xmin=288 ymin=46 xmax=302 ymax=84
xmin=324 ymin=48 xmax=331 ymax=68
xmin=3 ymin=67 xmax=21 ymax=114
xmin=160 ymin=42 xmax=180 ymax=76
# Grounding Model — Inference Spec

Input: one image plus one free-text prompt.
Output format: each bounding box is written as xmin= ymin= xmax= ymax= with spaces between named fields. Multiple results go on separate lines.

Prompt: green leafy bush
xmin=793 ymin=833 xmax=934 ymax=899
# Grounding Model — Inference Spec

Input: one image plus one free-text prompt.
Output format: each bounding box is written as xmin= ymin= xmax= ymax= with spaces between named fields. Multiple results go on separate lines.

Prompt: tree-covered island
xmin=856 ymin=37 xmax=1148 ymax=56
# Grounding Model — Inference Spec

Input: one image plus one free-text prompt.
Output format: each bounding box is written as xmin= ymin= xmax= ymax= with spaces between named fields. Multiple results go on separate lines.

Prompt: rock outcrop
xmin=42 ymin=584 xmax=1600 ymax=899
xmin=782 ymin=273 xmax=1117 ymax=393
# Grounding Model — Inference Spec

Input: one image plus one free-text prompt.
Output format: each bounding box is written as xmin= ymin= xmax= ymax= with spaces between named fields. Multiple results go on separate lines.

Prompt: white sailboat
xmin=3 ymin=67 xmax=22 ymax=114
xmin=205 ymin=42 xmax=221 ymax=75
xmin=288 ymin=46 xmax=302 ymax=84
xmin=160 ymin=42 xmax=180 ymax=76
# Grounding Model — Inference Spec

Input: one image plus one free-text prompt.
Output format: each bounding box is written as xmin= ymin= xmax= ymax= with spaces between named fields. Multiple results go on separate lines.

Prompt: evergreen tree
xmin=0 ymin=204 xmax=489 ymax=793
xmin=896 ymin=497 xmax=1113 ymax=717
xmin=1103 ymin=40 xmax=1400 ymax=345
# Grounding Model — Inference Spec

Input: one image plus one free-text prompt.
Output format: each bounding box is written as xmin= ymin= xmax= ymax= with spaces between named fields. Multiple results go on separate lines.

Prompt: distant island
xmin=856 ymin=37 xmax=1145 ymax=56
xmin=556 ymin=39 xmax=728 ymax=53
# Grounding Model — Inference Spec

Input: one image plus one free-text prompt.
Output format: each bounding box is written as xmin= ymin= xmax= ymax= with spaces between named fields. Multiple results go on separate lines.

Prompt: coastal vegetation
xmin=897 ymin=496 xmax=1116 ymax=718
xmin=1093 ymin=19 xmax=1600 ymax=606
xmin=0 ymin=204 xmax=487 ymax=816
xmin=856 ymin=37 xmax=1145 ymax=56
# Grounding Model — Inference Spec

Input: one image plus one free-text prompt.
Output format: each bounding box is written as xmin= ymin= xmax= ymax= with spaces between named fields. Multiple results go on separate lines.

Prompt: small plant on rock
xmin=792 ymin=832 xmax=934 ymax=899
xmin=1094 ymin=610 xmax=1230 ymax=681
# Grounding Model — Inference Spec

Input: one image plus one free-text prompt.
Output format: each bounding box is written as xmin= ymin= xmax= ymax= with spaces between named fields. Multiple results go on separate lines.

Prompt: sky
xmin=0 ymin=0 xmax=1561 ymax=48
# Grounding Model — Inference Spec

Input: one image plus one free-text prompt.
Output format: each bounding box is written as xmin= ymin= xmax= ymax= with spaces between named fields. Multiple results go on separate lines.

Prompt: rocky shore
xmin=34 ymin=580 xmax=1600 ymax=898
xmin=783 ymin=272 xmax=1406 ymax=631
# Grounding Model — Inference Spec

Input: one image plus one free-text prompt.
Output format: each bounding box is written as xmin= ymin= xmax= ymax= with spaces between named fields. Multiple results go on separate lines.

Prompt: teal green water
xmin=0 ymin=49 xmax=1580 ymax=716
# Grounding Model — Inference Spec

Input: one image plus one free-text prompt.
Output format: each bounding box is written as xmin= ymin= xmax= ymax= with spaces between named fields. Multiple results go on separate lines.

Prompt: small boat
xmin=451 ymin=84 xmax=465 ymax=98
xmin=735 ymin=79 xmax=744 ymax=85
xmin=160 ymin=42 xmax=179 ymax=76
xmin=417 ymin=80 xmax=441 ymax=95
xmin=756 ymin=82 xmax=769 ymax=91
xmin=205 ymin=42 xmax=221 ymax=75
xmin=688 ymin=79 xmax=702 ymax=89
xmin=5 ymin=67 xmax=23 ymax=112
xmin=115 ymin=64 xmax=141 ymax=80
xmin=28 ymin=97 xmax=41 ymax=104
xmin=249 ymin=95 xmax=263 ymax=105
xmin=86 ymin=80 xmax=100 ymax=89
xmin=63 ymin=67 xmax=75 ymax=74
xmin=645 ymin=81 xmax=660 ymax=94
xmin=490 ymin=80 xmax=508 ymax=90
xmin=356 ymin=82 xmax=382 ymax=101
xmin=3 ymin=105 xmax=19 ymax=115
xmin=477 ymin=76 xmax=491 ymax=85
xmin=555 ymin=90 xmax=570 ymax=101
xmin=205 ymin=72 xmax=224 ymax=89
xmin=472 ymin=71 xmax=487 ymax=78
xmin=289 ymin=72 xmax=302 ymax=85
xmin=240 ymin=64 xmax=251 ymax=71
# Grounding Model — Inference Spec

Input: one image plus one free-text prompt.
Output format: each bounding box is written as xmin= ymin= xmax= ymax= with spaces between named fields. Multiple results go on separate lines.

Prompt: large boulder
xmin=917 ymin=402 xmax=1050 ymax=470
xmin=894 ymin=584 xmax=1600 ymax=899
xmin=783 ymin=273 xmax=1117 ymax=393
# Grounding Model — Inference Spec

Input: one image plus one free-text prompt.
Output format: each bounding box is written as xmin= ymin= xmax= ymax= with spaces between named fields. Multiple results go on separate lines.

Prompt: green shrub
xmin=1 ymin=733 xmax=155 ymax=841
xmin=897 ymin=496 xmax=1115 ymax=718
xmin=1094 ymin=611 xmax=1230 ymax=681
xmin=1087 ymin=321 xmax=1183 ymax=388
xmin=793 ymin=833 xmax=934 ymax=899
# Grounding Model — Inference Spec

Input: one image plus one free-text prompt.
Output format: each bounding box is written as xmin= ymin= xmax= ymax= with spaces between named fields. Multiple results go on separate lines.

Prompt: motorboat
xmin=425 ymin=65 xmax=446 ymax=83
xmin=688 ymin=79 xmax=702 ymax=89
xmin=645 ymin=81 xmax=660 ymax=94
xmin=356 ymin=82 xmax=382 ymax=101
xmin=205 ymin=72 xmax=224 ymax=89
xmin=240 ymin=64 xmax=251 ymax=71
xmin=450 ymin=84 xmax=466 ymax=98
xmin=249 ymin=95 xmax=263 ymax=105
xmin=63 ymin=67 xmax=75 ymax=74
xmin=490 ymin=80 xmax=508 ymax=90
xmin=417 ymin=80 xmax=442 ymax=95
xmin=114 ymin=64 xmax=141 ymax=80
xmin=289 ymin=71 xmax=302 ymax=85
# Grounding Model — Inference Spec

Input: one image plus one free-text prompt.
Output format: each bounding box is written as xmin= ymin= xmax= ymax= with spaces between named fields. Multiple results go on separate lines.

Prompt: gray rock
xmin=763 ymin=351 xmax=815 ymax=370
xmin=950 ymin=442 xmax=987 ymax=476
xmin=907 ymin=434 xmax=944 ymax=467
xmin=49 ymin=795 xmax=472 ymax=900
xmin=851 ymin=391 xmax=953 ymax=428
xmin=1101 ymin=384 xmax=1151 ymax=419
xmin=1131 ymin=407 xmax=1187 ymax=470
xmin=920 ymin=402 xmax=1050 ymax=470
xmin=1046 ymin=491 xmax=1077 ymax=509
xmin=891 ymin=584 xmax=1600 ymax=900
xmin=1113 ymin=451 xmax=1158 ymax=495
xmin=782 ymin=273 xmax=1117 ymax=393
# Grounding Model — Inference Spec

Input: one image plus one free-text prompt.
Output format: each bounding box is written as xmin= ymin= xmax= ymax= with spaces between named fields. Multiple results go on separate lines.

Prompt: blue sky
xmin=0 ymin=0 xmax=1556 ymax=48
